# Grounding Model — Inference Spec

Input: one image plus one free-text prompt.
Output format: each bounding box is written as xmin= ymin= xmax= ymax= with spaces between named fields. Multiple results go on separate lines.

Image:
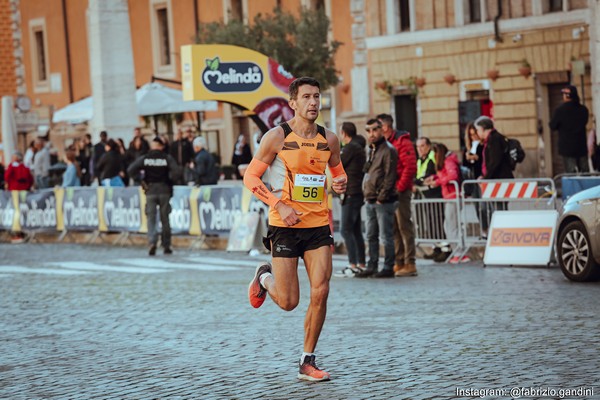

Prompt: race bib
xmin=291 ymin=174 xmax=326 ymax=202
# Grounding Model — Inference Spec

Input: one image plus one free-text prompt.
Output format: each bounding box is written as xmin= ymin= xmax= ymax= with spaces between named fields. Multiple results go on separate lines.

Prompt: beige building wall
xmin=365 ymin=1 xmax=593 ymax=178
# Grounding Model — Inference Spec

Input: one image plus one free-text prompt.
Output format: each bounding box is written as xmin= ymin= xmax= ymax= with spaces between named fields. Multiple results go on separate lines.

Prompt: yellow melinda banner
xmin=181 ymin=44 xmax=295 ymax=130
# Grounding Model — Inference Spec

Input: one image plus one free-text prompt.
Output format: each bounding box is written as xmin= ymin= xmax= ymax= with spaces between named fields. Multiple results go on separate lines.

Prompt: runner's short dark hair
xmin=289 ymin=77 xmax=320 ymax=100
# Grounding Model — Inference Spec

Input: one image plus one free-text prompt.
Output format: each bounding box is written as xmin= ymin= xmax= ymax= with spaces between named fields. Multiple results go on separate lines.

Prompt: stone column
xmin=350 ymin=0 xmax=369 ymax=115
xmin=590 ymin=0 xmax=600 ymax=132
xmin=87 ymin=0 xmax=138 ymax=143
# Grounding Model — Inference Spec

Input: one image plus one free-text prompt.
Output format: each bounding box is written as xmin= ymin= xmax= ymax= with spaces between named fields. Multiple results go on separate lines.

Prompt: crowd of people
xmin=1 ymin=125 xmax=224 ymax=192
xmin=335 ymin=86 xmax=596 ymax=275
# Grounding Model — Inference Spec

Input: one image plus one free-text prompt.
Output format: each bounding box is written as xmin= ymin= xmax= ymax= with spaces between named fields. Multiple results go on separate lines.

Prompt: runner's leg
xmin=262 ymin=257 xmax=300 ymax=311
xmin=302 ymin=246 xmax=332 ymax=353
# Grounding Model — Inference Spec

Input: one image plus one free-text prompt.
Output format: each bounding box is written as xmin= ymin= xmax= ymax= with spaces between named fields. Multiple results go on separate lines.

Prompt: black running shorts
xmin=263 ymin=225 xmax=333 ymax=258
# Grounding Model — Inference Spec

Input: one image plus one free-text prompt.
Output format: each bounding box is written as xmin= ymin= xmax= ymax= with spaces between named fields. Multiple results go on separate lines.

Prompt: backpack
xmin=504 ymin=137 xmax=525 ymax=170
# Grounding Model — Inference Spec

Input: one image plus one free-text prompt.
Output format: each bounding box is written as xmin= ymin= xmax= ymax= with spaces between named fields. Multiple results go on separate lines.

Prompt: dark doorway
xmin=394 ymin=94 xmax=418 ymax=141
xmin=548 ymin=83 xmax=569 ymax=176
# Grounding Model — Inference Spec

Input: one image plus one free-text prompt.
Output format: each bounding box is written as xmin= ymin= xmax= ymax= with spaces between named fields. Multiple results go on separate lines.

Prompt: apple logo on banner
xmin=202 ymin=57 xmax=263 ymax=92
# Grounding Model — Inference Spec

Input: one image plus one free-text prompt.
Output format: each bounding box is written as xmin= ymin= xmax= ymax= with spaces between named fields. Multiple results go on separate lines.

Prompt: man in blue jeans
xmin=355 ymin=119 xmax=398 ymax=278
xmin=334 ymin=122 xmax=367 ymax=277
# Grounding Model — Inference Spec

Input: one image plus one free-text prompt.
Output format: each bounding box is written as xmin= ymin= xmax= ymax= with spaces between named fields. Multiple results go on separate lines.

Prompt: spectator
xmin=4 ymin=152 xmax=33 ymax=191
xmin=170 ymin=127 xmax=195 ymax=166
xmin=116 ymin=138 xmax=129 ymax=186
xmin=3 ymin=152 xmax=32 ymax=243
xmin=355 ymin=118 xmax=398 ymax=278
xmin=192 ymin=136 xmax=219 ymax=185
xmin=334 ymin=122 xmax=367 ymax=278
xmin=474 ymin=116 xmax=513 ymax=239
xmin=462 ymin=122 xmax=483 ymax=189
xmin=0 ymin=161 xmax=4 ymax=189
xmin=424 ymin=143 xmax=465 ymax=263
xmin=475 ymin=116 xmax=513 ymax=180
xmin=91 ymin=131 xmax=109 ymax=183
xmin=62 ymin=149 xmax=81 ymax=187
xmin=128 ymin=127 xmax=150 ymax=155
xmin=32 ymin=137 xmax=50 ymax=189
xmin=160 ymin=134 xmax=170 ymax=155
xmin=95 ymin=139 xmax=125 ymax=187
xmin=413 ymin=137 xmax=444 ymax=255
xmin=77 ymin=134 xmax=93 ymax=185
xmin=170 ymin=127 xmax=195 ymax=185
xmin=377 ymin=113 xmax=418 ymax=278
xmin=549 ymin=85 xmax=589 ymax=173
xmin=414 ymin=137 xmax=441 ymax=198
xmin=126 ymin=136 xmax=148 ymax=185
xmin=24 ymin=140 xmax=35 ymax=169
xmin=231 ymin=134 xmax=253 ymax=179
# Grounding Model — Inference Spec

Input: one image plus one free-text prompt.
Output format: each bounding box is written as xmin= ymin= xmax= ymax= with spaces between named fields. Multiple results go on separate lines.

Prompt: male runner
xmin=243 ymin=77 xmax=347 ymax=382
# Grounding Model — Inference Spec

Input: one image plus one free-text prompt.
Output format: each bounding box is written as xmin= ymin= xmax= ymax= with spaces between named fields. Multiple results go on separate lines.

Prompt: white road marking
xmin=48 ymin=261 xmax=168 ymax=274
xmin=0 ymin=265 xmax=91 ymax=275
xmin=116 ymin=258 xmax=239 ymax=271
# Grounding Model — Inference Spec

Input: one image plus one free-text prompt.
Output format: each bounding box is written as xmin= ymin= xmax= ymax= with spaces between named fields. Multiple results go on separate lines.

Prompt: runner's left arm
xmin=326 ymin=130 xmax=347 ymax=195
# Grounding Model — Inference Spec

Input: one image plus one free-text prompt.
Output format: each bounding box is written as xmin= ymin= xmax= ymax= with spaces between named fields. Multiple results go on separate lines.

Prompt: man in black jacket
xmin=170 ymin=127 xmax=195 ymax=184
xmin=334 ymin=122 xmax=367 ymax=277
xmin=549 ymin=85 xmax=589 ymax=173
xmin=355 ymin=118 xmax=398 ymax=278
xmin=474 ymin=116 xmax=513 ymax=238
xmin=128 ymin=137 xmax=180 ymax=256
xmin=475 ymin=116 xmax=513 ymax=180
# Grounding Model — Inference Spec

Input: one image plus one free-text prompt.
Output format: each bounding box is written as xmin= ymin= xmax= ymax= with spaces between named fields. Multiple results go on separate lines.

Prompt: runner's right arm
xmin=243 ymin=128 xmax=302 ymax=226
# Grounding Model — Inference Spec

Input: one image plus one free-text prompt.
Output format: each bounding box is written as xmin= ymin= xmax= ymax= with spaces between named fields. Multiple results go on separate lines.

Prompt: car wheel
xmin=558 ymin=220 xmax=600 ymax=282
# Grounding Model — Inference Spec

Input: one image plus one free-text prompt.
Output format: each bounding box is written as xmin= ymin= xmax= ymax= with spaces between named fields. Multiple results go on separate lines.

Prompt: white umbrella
xmin=52 ymin=96 xmax=93 ymax=123
xmin=1 ymin=96 xmax=18 ymax=164
xmin=52 ymin=83 xmax=217 ymax=123
xmin=135 ymin=82 xmax=217 ymax=116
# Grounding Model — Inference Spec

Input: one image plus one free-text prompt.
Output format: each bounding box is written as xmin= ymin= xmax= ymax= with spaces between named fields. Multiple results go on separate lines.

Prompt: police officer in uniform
xmin=128 ymin=137 xmax=180 ymax=255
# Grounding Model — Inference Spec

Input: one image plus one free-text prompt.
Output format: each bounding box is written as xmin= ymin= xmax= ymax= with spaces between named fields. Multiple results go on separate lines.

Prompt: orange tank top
xmin=268 ymin=122 xmax=331 ymax=228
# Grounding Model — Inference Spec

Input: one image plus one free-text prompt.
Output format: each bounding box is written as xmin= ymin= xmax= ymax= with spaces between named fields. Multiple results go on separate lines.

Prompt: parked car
xmin=555 ymin=185 xmax=600 ymax=281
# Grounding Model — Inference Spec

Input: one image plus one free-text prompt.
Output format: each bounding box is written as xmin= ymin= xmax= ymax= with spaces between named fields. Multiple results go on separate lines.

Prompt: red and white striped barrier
xmin=480 ymin=181 xmax=538 ymax=199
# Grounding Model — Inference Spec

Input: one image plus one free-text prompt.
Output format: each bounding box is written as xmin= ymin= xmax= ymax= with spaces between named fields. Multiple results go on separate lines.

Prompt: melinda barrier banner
xmin=0 ymin=185 xmax=269 ymax=235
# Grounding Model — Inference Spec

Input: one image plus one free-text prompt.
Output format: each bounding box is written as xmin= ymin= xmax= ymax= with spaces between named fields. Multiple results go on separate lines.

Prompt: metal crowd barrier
xmin=411 ymin=181 xmax=463 ymax=260
xmin=459 ymin=178 xmax=557 ymax=255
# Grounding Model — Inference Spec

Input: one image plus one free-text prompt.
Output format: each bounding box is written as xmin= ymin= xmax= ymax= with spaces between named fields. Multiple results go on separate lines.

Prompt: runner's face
xmin=290 ymin=85 xmax=320 ymax=122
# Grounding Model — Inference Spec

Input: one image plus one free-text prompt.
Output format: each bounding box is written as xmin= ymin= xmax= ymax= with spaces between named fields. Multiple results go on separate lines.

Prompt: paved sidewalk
xmin=1 ymin=243 xmax=599 ymax=399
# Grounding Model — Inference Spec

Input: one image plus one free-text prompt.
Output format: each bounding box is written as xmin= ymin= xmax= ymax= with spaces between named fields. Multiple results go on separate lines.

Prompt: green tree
xmin=196 ymin=8 xmax=342 ymax=90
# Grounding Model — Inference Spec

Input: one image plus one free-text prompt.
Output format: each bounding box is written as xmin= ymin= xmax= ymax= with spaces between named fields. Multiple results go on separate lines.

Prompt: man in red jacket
xmin=377 ymin=114 xmax=418 ymax=277
xmin=4 ymin=152 xmax=33 ymax=191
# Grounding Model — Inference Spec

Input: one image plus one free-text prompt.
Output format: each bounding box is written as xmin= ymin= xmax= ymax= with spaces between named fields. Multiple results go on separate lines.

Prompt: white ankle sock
xmin=259 ymin=272 xmax=272 ymax=288
xmin=300 ymin=352 xmax=314 ymax=364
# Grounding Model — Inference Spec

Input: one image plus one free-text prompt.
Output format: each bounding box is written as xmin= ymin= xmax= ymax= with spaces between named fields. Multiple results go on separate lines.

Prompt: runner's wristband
xmin=329 ymin=162 xmax=347 ymax=180
xmin=243 ymin=158 xmax=280 ymax=208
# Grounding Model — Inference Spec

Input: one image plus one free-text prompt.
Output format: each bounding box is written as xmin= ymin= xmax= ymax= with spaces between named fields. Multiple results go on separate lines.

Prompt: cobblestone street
xmin=1 ymin=243 xmax=599 ymax=399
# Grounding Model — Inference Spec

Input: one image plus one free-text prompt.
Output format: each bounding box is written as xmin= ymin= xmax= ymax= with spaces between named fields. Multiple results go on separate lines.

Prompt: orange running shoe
xmin=298 ymin=355 xmax=331 ymax=382
xmin=248 ymin=263 xmax=272 ymax=308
